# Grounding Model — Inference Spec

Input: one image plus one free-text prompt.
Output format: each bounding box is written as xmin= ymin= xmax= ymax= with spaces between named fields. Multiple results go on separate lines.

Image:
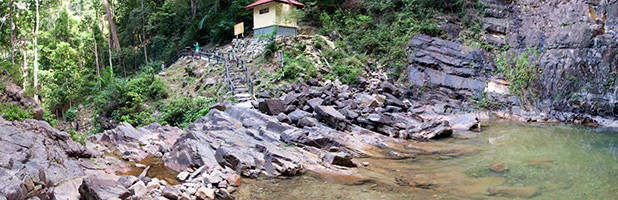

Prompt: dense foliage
xmin=1 ymin=0 xmax=491 ymax=134
xmin=311 ymin=0 xmax=485 ymax=80
xmin=1 ymin=0 xmax=257 ymax=132
xmin=0 ymin=103 xmax=33 ymax=121
xmin=159 ymin=96 xmax=216 ymax=128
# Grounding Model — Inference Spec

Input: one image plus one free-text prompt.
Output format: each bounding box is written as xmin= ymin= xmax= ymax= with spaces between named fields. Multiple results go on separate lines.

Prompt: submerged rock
xmin=488 ymin=186 xmax=540 ymax=198
xmin=489 ymin=164 xmax=507 ymax=173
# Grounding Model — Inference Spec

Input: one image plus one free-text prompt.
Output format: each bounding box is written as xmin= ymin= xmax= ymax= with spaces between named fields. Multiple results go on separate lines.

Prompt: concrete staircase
xmin=228 ymin=59 xmax=253 ymax=102
xmin=173 ymin=47 xmax=254 ymax=103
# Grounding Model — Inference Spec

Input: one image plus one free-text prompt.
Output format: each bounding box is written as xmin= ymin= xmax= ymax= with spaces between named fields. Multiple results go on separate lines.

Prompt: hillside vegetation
xmin=0 ymin=0 xmax=492 ymax=134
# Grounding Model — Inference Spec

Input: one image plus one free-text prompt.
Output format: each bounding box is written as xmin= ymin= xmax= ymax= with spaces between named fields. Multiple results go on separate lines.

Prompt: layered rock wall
xmin=407 ymin=0 xmax=617 ymax=119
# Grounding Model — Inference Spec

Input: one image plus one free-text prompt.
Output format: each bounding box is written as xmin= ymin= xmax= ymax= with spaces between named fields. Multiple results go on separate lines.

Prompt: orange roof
xmin=246 ymin=0 xmax=305 ymax=9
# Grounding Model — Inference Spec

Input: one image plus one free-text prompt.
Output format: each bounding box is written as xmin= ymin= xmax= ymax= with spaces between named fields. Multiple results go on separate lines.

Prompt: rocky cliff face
xmin=498 ymin=0 xmax=617 ymax=117
xmin=408 ymin=0 xmax=617 ymax=121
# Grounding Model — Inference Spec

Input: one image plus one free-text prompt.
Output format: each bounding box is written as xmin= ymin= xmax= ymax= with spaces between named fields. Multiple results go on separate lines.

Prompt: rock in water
xmin=412 ymin=121 xmax=453 ymax=140
xmin=79 ymin=176 xmax=130 ymax=200
xmin=226 ymin=174 xmax=242 ymax=187
xmin=321 ymin=152 xmax=357 ymax=167
xmin=490 ymin=164 xmax=507 ymax=173
xmin=488 ymin=186 xmax=540 ymax=198
xmin=447 ymin=114 xmax=479 ymax=131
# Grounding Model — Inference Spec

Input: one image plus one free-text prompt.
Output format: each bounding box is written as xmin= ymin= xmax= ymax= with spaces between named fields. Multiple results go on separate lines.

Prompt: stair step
xmin=235 ymin=93 xmax=252 ymax=98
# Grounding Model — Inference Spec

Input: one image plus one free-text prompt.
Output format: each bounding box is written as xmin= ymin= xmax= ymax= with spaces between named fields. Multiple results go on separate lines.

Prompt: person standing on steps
xmin=195 ymin=42 xmax=200 ymax=59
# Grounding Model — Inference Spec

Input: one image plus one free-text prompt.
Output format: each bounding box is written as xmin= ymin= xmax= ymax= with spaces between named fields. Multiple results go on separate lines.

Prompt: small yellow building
xmin=246 ymin=0 xmax=305 ymax=37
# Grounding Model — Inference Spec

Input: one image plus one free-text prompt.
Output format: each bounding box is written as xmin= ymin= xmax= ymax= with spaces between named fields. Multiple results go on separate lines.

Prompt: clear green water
xmin=236 ymin=122 xmax=618 ymax=200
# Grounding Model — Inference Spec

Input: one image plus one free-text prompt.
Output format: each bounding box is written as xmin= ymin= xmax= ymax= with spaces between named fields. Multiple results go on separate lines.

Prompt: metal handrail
xmin=169 ymin=46 xmax=255 ymax=99
xmin=242 ymin=60 xmax=254 ymax=97
xmin=224 ymin=56 xmax=235 ymax=95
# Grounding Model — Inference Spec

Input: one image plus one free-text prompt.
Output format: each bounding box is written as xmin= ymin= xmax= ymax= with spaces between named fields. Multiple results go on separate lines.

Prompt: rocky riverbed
xmin=1 ymin=0 xmax=616 ymax=199
xmin=1 ymin=73 xmax=616 ymax=199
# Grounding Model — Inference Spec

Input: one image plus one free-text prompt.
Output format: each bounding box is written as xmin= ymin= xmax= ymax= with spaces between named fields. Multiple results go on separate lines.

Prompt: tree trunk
xmin=93 ymin=31 xmax=101 ymax=84
xmin=9 ymin=0 xmax=15 ymax=66
xmin=103 ymin=0 xmax=125 ymax=76
xmin=107 ymin=33 xmax=114 ymax=77
xmin=103 ymin=0 xmax=120 ymax=49
xmin=34 ymin=0 xmax=39 ymax=103
xmin=142 ymin=0 xmax=148 ymax=64
xmin=99 ymin=13 xmax=111 ymax=75
xmin=21 ymin=48 xmax=27 ymax=89
xmin=190 ymin=0 xmax=196 ymax=19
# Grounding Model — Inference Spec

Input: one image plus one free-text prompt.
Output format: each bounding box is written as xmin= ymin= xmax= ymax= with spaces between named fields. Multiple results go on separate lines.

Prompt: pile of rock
xmin=68 ymin=102 xmax=396 ymax=200
xmin=254 ymin=78 xmax=479 ymax=140
xmin=171 ymin=166 xmax=240 ymax=200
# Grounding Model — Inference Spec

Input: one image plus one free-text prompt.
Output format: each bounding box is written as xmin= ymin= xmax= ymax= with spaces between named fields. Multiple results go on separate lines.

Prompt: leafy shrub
xmin=497 ymin=49 xmax=541 ymax=98
xmin=64 ymin=108 xmax=77 ymax=122
xmin=68 ymin=129 xmax=86 ymax=146
xmin=263 ymin=27 xmax=278 ymax=58
xmin=277 ymin=53 xmax=318 ymax=80
xmin=0 ymin=103 xmax=33 ymax=121
xmin=0 ymin=60 xmax=23 ymax=86
xmin=322 ymin=47 xmax=367 ymax=84
xmin=43 ymin=110 xmax=58 ymax=127
xmin=329 ymin=64 xmax=362 ymax=85
xmin=93 ymin=73 xmax=168 ymax=129
xmin=159 ymin=97 xmax=216 ymax=127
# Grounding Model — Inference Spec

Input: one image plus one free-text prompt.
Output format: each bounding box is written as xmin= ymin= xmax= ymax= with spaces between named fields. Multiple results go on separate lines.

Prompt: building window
xmin=259 ymin=8 xmax=269 ymax=14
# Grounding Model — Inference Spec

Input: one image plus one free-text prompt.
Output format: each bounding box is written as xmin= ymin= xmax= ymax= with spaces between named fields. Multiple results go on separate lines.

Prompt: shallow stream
xmin=236 ymin=122 xmax=618 ymax=200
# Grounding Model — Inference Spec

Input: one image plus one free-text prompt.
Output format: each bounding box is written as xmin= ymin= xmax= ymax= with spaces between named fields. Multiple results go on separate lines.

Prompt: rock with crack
xmin=412 ymin=121 xmax=453 ymax=140
xmin=79 ymin=175 xmax=130 ymax=200
xmin=90 ymin=123 xmax=182 ymax=161
xmin=321 ymin=152 xmax=357 ymax=167
xmin=314 ymin=105 xmax=347 ymax=130
xmin=445 ymin=113 xmax=479 ymax=131
xmin=165 ymin=107 xmax=306 ymax=177
xmin=0 ymin=118 xmax=97 ymax=199
xmin=165 ymin=104 xmax=387 ymax=179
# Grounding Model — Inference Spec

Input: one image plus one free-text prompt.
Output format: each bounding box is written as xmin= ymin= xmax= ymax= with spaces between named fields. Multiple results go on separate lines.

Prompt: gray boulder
xmin=412 ymin=121 xmax=453 ymax=140
xmin=314 ymin=106 xmax=347 ymax=130
xmin=321 ymin=152 xmax=357 ymax=167
xmin=258 ymin=99 xmax=285 ymax=115
xmin=79 ymin=176 xmax=130 ymax=200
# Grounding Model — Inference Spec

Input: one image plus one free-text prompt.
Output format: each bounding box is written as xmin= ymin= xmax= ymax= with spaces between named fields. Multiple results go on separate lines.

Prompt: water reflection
xmin=236 ymin=122 xmax=618 ymax=199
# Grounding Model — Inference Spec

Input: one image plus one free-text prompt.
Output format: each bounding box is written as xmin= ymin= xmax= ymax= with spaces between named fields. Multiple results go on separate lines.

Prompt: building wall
xmin=253 ymin=2 xmax=299 ymax=30
xmin=275 ymin=3 xmax=298 ymax=28
xmin=254 ymin=25 xmax=298 ymax=37
xmin=253 ymin=3 xmax=276 ymax=29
